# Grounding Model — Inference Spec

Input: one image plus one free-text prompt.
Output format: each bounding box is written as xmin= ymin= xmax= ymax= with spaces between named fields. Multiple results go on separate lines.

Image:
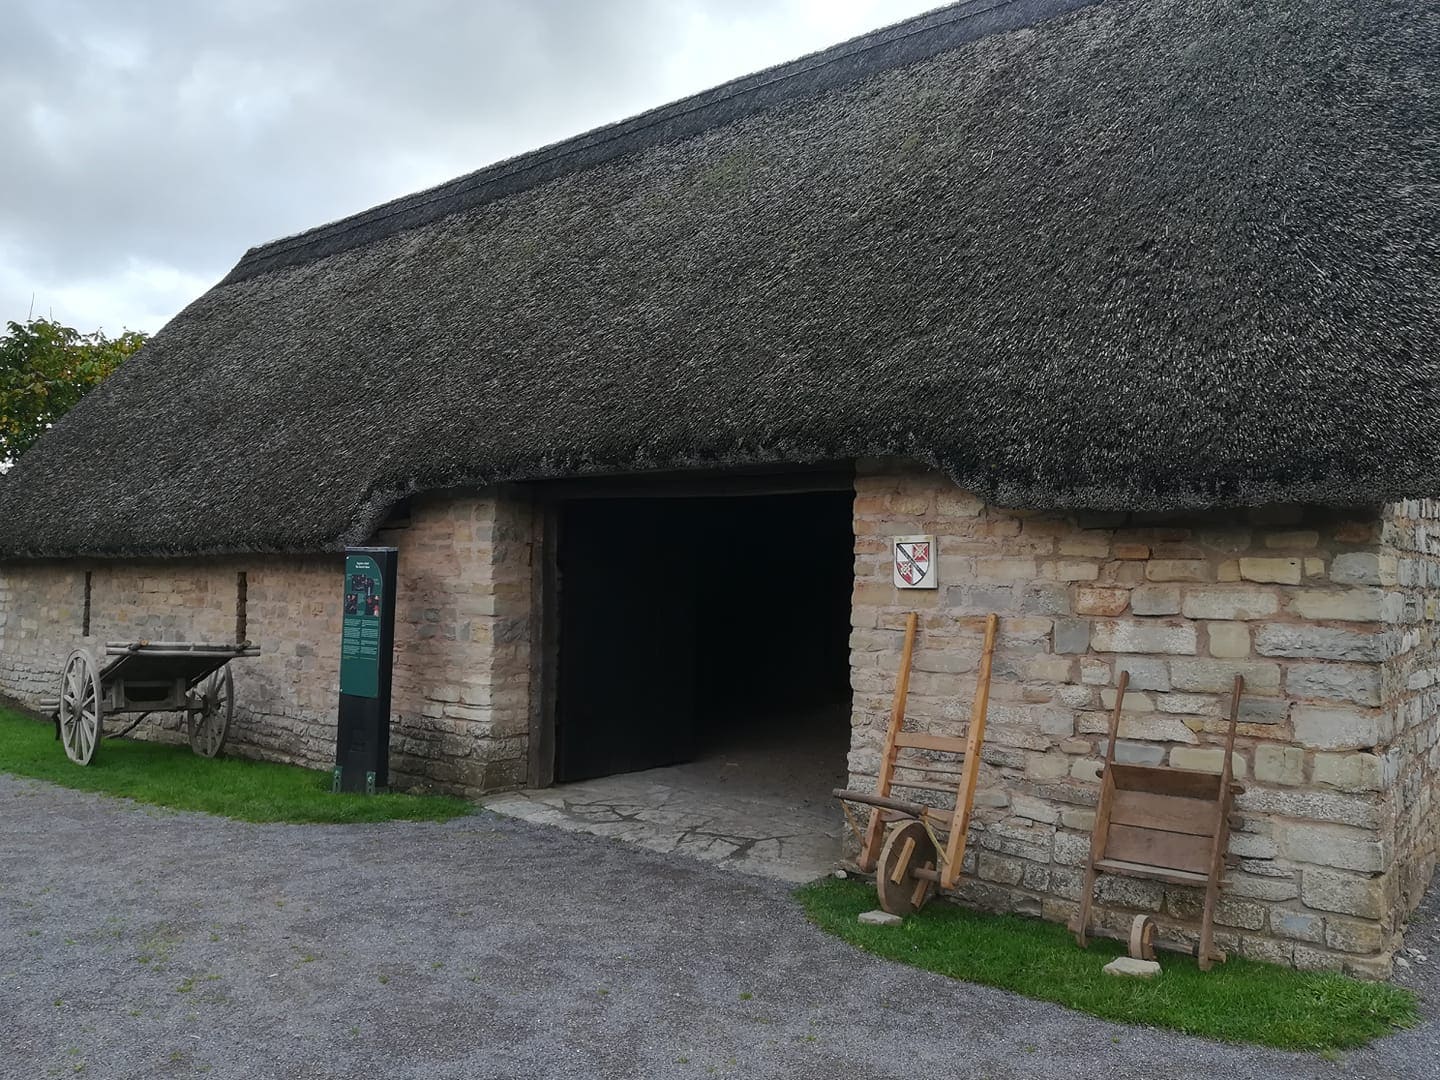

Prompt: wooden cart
xmin=1071 ymin=670 xmax=1246 ymax=970
xmin=42 ymin=641 xmax=260 ymax=766
xmin=834 ymin=612 xmax=999 ymax=915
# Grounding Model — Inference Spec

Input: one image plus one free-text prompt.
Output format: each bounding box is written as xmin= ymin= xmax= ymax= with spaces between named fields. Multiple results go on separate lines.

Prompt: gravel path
xmin=1 ymin=774 xmax=1435 ymax=1080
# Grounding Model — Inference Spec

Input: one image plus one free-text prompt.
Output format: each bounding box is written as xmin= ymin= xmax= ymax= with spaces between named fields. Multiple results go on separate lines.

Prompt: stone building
xmin=1 ymin=0 xmax=1436 ymax=976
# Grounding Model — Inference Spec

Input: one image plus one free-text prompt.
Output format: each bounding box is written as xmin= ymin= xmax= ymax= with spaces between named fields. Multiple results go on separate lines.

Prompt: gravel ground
xmin=1 ymin=774 xmax=1436 ymax=1080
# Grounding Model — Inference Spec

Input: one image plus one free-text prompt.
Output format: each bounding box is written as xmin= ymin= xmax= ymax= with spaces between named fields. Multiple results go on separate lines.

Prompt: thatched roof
xmin=1 ymin=0 xmax=1436 ymax=558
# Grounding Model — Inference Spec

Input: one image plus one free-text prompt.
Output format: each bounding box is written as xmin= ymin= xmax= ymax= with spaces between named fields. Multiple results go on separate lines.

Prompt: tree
xmin=0 ymin=317 xmax=147 ymax=463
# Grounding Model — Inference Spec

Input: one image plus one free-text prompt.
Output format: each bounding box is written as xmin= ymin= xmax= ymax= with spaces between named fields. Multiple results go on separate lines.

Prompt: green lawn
xmin=0 ymin=707 xmax=472 ymax=824
xmin=797 ymin=878 xmax=1418 ymax=1054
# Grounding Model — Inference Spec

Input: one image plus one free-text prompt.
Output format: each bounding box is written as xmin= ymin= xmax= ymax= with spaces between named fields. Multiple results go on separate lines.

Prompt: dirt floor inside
xmin=485 ymin=703 xmax=850 ymax=883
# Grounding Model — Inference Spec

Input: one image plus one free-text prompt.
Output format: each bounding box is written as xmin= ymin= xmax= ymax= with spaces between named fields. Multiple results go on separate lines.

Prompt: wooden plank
xmin=1109 ymin=762 xmax=1222 ymax=800
xmin=893 ymin=731 xmax=968 ymax=754
xmin=1095 ymin=857 xmax=1211 ymax=887
xmin=1103 ymin=823 xmax=1213 ymax=875
xmin=1109 ymin=790 xmax=1220 ymax=837
xmin=860 ymin=612 xmax=919 ymax=871
xmin=891 ymin=757 xmax=968 ymax=779
xmin=890 ymin=777 xmax=964 ymax=795
xmin=833 ymin=789 xmax=930 ymax=819
xmin=941 ymin=612 xmax=999 ymax=889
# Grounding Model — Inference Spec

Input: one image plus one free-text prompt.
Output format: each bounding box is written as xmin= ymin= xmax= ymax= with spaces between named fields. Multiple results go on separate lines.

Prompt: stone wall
xmin=0 ymin=489 xmax=534 ymax=798
xmin=1381 ymin=500 xmax=1440 ymax=927
xmin=850 ymin=460 xmax=1428 ymax=976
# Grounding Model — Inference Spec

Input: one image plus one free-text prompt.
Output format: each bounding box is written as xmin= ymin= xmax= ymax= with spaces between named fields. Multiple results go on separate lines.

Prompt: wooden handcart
xmin=41 ymin=641 xmax=260 ymax=766
xmin=834 ymin=612 xmax=999 ymax=915
xmin=1071 ymin=671 xmax=1245 ymax=970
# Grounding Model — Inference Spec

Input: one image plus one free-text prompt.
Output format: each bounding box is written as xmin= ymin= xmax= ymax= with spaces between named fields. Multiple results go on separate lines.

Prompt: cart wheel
xmin=59 ymin=649 xmax=102 ymax=766
xmin=188 ymin=667 xmax=233 ymax=758
xmin=1129 ymin=914 xmax=1157 ymax=961
xmin=876 ymin=819 xmax=938 ymax=916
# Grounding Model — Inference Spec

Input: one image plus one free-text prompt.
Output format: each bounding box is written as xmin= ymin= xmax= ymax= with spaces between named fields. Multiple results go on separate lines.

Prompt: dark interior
xmin=554 ymin=490 xmax=854 ymax=784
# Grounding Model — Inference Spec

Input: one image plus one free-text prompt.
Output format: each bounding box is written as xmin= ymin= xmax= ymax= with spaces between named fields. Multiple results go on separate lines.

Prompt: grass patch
xmin=0 ymin=708 xmax=471 ymax=824
xmin=797 ymin=878 xmax=1417 ymax=1053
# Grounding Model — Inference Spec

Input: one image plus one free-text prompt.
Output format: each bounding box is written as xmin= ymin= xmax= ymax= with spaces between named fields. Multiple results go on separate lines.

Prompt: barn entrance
xmin=485 ymin=473 xmax=856 ymax=882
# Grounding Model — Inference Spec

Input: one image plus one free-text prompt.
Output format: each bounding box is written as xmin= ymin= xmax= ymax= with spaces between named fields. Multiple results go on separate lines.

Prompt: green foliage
xmin=0 ymin=317 xmax=146 ymax=463
xmin=797 ymin=878 xmax=1417 ymax=1053
xmin=0 ymin=708 xmax=471 ymax=824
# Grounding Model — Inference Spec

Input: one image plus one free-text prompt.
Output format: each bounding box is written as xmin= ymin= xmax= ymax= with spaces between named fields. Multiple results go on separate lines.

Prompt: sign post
xmin=334 ymin=546 xmax=398 ymax=794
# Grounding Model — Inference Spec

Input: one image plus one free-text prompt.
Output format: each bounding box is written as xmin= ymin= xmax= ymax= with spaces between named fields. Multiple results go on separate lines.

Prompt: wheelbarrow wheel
xmin=188 ymin=667 xmax=233 ymax=758
xmin=876 ymin=819 xmax=938 ymax=916
xmin=59 ymin=649 xmax=103 ymax=766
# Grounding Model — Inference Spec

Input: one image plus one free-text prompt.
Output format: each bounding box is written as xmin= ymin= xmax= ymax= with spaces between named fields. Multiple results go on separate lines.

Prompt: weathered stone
xmin=1103 ymin=957 xmax=1161 ymax=979
xmin=1312 ymin=752 xmax=1387 ymax=792
xmin=1075 ymin=588 xmax=1129 ymax=617
xmin=1101 ymin=740 xmax=1166 ymax=766
xmin=978 ymin=852 xmax=1027 ymax=886
xmin=1052 ymin=618 xmax=1090 ymax=655
xmin=1129 ymin=586 xmax=1181 ymax=616
xmin=1276 ymin=822 xmax=1388 ymax=873
xmin=1079 ymin=711 xmax=1197 ymax=744
xmin=1154 ymin=691 xmax=1219 ymax=715
xmin=1253 ymin=745 xmax=1306 ymax=786
xmin=1113 ymin=543 xmax=1151 ymax=560
xmin=1238 ymin=557 xmax=1302 ymax=585
xmin=1170 ymin=659 xmax=1281 ymax=693
xmin=1288 ymin=588 xmax=1393 ymax=622
xmin=1060 ymin=808 xmax=1095 ymax=831
xmin=1011 ymin=794 xmax=1060 ymax=824
xmin=1285 ymin=665 xmax=1382 ymax=707
xmin=1329 ymin=552 xmax=1399 ymax=587
xmin=1207 ymin=622 xmax=1251 ymax=658
xmin=1089 ymin=621 xmax=1197 ymax=655
xmin=1301 ymin=868 xmax=1390 ymax=919
xmin=1096 ymin=874 xmax=1163 ymax=911
xmin=1145 ymin=560 xmax=1209 ymax=583
xmin=1227 ymin=873 xmax=1299 ymax=902
xmin=1113 ymin=657 xmax=1171 ymax=691
xmin=858 ymin=910 xmax=904 ymax=927
xmin=1291 ymin=705 xmax=1389 ymax=749
xmin=1168 ymin=747 xmax=1246 ymax=777
xmin=1238 ymin=787 xmax=1383 ymax=830
xmin=1059 ymin=737 xmax=1091 ymax=754
xmin=1271 ymin=909 xmax=1326 ymax=943
xmin=1052 ymin=831 xmax=1089 ymax=867
xmin=1181 ymin=588 xmax=1279 ymax=621
xmin=1325 ymin=917 xmax=1386 ymax=955
xmin=1069 ymin=758 xmax=1101 ymax=782
xmin=1254 ymin=624 xmax=1387 ymax=662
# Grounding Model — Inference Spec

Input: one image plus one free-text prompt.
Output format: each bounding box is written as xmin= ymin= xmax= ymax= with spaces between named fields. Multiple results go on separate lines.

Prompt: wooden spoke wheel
xmin=59 ymin=649 xmax=102 ymax=766
xmin=876 ymin=819 xmax=938 ymax=916
xmin=188 ymin=666 xmax=233 ymax=758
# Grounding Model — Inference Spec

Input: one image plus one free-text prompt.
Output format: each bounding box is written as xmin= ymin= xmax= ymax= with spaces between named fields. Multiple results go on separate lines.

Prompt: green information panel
xmin=340 ymin=553 xmax=384 ymax=698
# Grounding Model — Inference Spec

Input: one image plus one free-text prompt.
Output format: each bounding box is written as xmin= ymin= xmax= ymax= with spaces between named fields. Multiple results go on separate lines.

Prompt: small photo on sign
xmin=893 ymin=535 xmax=937 ymax=589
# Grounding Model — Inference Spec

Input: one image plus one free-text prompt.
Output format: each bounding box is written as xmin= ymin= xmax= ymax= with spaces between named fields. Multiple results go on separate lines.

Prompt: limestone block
xmin=1129 ymin=586 xmax=1181 ymax=616
xmin=1079 ymin=711 xmax=1198 ymax=744
xmin=1226 ymin=873 xmax=1299 ymax=902
xmin=1253 ymin=745 xmax=1306 ymax=786
xmin=1075 ymin=588 xmax=1130 ymax=617
xmin=1154 ymin=692 xmax=1220 ymax=715
xmin=1254 ymin=625 xmax=1387 ymax=662
xmin=1238 ymin=787 xmax=1383 ymax=830
xmin=1168 ymin=747 xmax=1246 ymax=777
xmin=1290 ymin=705 xmax=1389 ymax=749
xmin=1300 ymin=868 xmax=1390 ymax=919
xmin=1096 ymin=874 xmax=1163 ymax=911
xmin=1101 ymin=740 xmax=1166 ymax=766
xmin=1276 ymin=822 xmax=1388 ymax=873
xmin=1238 ymin=558 xmax=1302 ymax=585
xmin=1207 ymin=622 xmax=1251 ymax=658
xmin=1181 ymin=588 xmax=1279 ymax=621
xmin=1103 ymin=957 xmax=1161 ymax=978
xmin=1145 ymin=560 xmax=1209 ymax=582
xmin=1329 ymin=552 xmax=1399 ymax=587
xmin=858 ymin=910 xmax=903 ymax=927
xmin=978 ymin=852 xmax=1028 ymax=886
xmin=1060 ymin=809 xmax=1095 ymax=831
xmin=1287 ymin=588 xmax=1394 ymax=622
xmin=1312 ymin=752 xmax=1387 ymax=792
xmin=1325 ymin=917 xmax=1386 ymax=955
xmin=1285 ymin=665 xmax=1382 ymax=707
xmin=1011 ymin=795 xmax=1060 ymax=824
xmin=1052 ymin=618 xmax=1090 ymax=655
xmin=1113 ymin=543 xmax=1151 ymax=560
xmin=1271 ymin=909 xmax=1326 ymax=943
xmin=1090 ymin=621 xmax=1197 ymax=655
xmin=1114 ymin=657 xmax=1171 ymax=691
xmin=1043 ymin=560 xmax=1101 ymax=582
xmin=1052 ymin=831 xmax=1089 ymax=867
xmin=1170 ymin=659 xmax=1281 ymax=693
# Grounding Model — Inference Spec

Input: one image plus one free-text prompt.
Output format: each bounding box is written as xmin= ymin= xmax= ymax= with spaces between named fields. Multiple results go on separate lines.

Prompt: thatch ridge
xmin=0 ymin=0 xmax=1435 ymax=559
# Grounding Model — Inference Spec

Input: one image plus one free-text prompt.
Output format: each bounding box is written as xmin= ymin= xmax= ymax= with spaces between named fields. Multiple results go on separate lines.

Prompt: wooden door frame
xmin=525 ymin=462 xmax=856 ymax=789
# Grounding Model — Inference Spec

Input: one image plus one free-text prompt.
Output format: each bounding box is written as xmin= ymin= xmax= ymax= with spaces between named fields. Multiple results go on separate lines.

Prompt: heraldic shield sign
xmin=893 ymin=535 xmax=938 ymax=589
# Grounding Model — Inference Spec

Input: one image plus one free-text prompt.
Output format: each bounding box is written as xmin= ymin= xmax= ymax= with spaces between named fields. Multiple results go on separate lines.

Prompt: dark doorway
xmin=553 ymin=490 xmax=854 ymax=785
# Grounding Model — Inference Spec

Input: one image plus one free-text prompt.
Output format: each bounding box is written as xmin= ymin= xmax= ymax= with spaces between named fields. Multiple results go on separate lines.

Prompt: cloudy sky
xmin=2 ymin=0 xmax=942 ymax=336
